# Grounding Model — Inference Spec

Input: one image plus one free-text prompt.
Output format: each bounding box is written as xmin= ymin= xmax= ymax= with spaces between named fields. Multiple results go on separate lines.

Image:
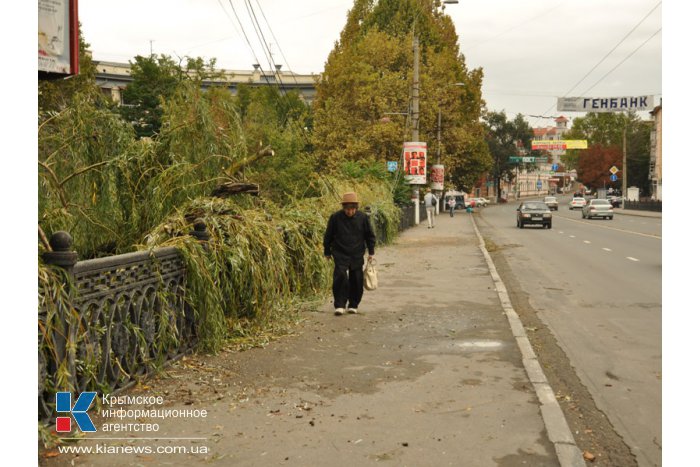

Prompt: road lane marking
xmin=569 ymin=235 xmax=576 ymax=238
xmin=583 ymin=240 xmax=591 ymax=244
xmin=556 ymin=215 xmax=661 ymax=239
xmin=627 ymin=257 xmax=640 ymax=262
xmin=602 ymin=248 xmax=612 ymax=252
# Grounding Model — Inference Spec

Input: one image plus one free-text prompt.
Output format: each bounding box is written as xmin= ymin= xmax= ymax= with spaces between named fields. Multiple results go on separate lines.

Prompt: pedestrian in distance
xmin=447 ymin=196 xmax=456 ymax=217
xmin=424 ymin=188 xmax=437 ymax=229
xmin=323 ymin=192 xmax=376 ymax=316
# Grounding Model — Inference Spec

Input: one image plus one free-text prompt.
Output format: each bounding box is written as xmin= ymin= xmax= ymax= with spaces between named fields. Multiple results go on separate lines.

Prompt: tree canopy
xmin=482 ymin=111 xmax=535 ymax=198
xmin=565 ymin=112 xmax=651 ymax=194
xmin=312 ymin=0 xmax=490 ymax=191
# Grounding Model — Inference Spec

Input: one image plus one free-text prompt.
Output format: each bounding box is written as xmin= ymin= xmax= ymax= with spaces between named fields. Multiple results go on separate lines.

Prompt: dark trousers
xmin=332 ymin=262 xmax=364 ymax=309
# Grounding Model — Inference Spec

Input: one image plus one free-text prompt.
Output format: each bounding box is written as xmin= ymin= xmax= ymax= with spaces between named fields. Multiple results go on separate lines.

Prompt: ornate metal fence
xmin=398 ymin=204 xmax=427 ymax=231
xmin=624 ymin=200 xmax=662 ymax=212
xmin=39 ymin=232 xmax=197 ymax=420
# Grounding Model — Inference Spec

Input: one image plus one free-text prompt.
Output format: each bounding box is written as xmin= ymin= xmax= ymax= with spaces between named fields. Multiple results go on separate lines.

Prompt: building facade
xmin=532 ymin=116 xmax=569 ymax=166
xmin=94 ymin=60 xmax=319 ymax=105
xmin=649 ymin=105 xmax=662 ymax=200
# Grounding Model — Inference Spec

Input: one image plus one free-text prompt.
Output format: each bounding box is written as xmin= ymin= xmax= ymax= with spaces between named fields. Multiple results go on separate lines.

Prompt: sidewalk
xmin=44 ymin=210 xmax=584 ymax=467
xmin=615 ymin=208 xmax=662 ymax=218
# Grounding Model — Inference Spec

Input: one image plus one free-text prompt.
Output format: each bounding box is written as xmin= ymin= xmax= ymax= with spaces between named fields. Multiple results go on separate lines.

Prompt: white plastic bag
xmin=363 ymin=257 xmax=378 ymax=291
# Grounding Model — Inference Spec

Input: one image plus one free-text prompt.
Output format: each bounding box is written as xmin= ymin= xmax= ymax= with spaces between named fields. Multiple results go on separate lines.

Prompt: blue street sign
xmin=610 ymin=174 xmax=618 ymax=182
xmin=552 ymin=164 xmax=559 ymax=171
xmin=536 ymin=180 xmax=542 ymax=189
xmin=387 ymin=161 xmax=398 ymax=172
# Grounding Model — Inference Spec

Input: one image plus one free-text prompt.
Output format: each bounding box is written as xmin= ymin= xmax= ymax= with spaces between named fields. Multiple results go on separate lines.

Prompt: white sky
xmin=80 ymin=0 xmax=663 ymax=128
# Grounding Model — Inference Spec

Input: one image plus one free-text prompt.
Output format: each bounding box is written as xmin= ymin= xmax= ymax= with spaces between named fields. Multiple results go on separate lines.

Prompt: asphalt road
xmin=474 ymin=197 xmax=661 ymax=467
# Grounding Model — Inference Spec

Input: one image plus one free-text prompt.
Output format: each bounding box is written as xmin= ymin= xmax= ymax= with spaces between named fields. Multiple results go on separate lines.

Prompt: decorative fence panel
xmin=39 ymin=244 xmax=194 ymax=420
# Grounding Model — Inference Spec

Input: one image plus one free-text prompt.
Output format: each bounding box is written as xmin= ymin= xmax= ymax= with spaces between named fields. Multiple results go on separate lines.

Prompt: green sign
xmin=509 ymin=156 xmax=549 ymax=164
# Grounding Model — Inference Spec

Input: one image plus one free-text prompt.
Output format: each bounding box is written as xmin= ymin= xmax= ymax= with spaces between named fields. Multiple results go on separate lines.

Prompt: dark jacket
xmin=323 ymin=209 xmax=376 ymax=267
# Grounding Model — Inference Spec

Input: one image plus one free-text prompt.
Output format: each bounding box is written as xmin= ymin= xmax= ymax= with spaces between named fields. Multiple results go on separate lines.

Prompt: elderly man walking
xmin=323 ymin=192 xmax=376 ymax=316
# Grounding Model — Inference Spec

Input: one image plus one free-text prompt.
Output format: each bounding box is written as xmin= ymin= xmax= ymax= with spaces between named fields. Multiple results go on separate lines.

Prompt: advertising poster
xmin=402 ymin=141 xmax=427 ymax=184
xmin=430 ymin=164 xmax=444 ymax=191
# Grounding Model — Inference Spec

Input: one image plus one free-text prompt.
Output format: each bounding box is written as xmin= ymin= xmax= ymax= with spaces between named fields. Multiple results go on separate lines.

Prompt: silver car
xmin=582 ymin=199 xmax=614 ymax=219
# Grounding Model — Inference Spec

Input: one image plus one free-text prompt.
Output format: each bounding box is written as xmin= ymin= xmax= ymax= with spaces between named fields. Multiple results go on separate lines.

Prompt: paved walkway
xmin=44 ymin=210 xmax=586 ymax=467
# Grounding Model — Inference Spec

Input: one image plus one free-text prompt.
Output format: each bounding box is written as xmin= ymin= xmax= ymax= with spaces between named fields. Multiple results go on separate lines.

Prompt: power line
xmin=562 ymin=2 xmax=660 ymax=98
xmin=540 ymin=1 xmax=661 ymax=116
xmin=579 ymin=28 xmax=661 ymax=96
xmin=253 ymin=0 xmax=300 ymax=87
xmin=243 ymin=0 xmax=311 ymax=139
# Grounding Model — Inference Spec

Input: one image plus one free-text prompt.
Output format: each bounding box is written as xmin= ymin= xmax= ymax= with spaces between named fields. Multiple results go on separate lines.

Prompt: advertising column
xmin=430 ymin=164 xmax=444 ymax=213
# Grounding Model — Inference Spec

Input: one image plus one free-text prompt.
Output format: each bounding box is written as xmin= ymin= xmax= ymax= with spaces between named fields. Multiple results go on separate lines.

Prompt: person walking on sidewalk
xmin=323 ymin=192 xmax=376 ymax=316
xmin=447 ymin=197 xmax=456 ymax=217
xmin=424 ymin=188 xmax=437 ymax=228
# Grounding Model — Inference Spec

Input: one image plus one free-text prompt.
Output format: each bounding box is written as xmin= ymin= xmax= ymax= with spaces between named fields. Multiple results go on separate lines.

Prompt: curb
xmin=469 ymin=215 xmax=586 ymax=467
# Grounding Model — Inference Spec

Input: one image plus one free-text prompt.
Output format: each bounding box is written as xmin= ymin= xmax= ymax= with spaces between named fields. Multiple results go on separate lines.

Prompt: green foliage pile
xmin=39 ymin=50 xmax=403 ymax=349
xmin=312 ymin=0 xmax=491 ymax=192
xmin=140 ymin=173 xmax=398 ymax=352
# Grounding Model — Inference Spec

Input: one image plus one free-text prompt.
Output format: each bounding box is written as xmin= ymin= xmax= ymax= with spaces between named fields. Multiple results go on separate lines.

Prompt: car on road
xmin=606 ymin=195 xmax=621 ymax=208
xmin=543 ymin=196 xmax=558 ymax=211
xmin=466 ymin=197 xmax=484 ymax=207
xmin=516 ymin=201 xmax=552 ymax=229
xmin=477 ymin=197 xmax=490 ymax=206
xmin=582 ymin=199 xmax=614 ymax=219
xmin=569 ymin=197 xmax=587 ymax=210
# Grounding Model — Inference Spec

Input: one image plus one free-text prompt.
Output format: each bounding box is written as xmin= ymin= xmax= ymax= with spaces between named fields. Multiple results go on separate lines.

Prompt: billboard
xmin=556 ymin=96 xmax=653 ymax=113
xmin=531 ymin=140 xmax=588 ymax=150
xmin=39 ymin=0 xmax=80 ymax=76
xmin=402 ymin=142 xmax=427 ymax=185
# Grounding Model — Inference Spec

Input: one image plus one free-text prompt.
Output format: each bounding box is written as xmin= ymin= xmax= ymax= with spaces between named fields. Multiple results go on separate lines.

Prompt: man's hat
xmin=340 ymin=192 xmax=359 ymax=204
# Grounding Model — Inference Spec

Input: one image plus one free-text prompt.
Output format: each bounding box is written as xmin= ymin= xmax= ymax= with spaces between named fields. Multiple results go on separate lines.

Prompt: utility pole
xmin=411 ymin=34 xmax=421 ymax=225
xmin=435 ymin=109 xmax=442 ymax=214
xmin=622 ymin=119 xmax=628 ymax=209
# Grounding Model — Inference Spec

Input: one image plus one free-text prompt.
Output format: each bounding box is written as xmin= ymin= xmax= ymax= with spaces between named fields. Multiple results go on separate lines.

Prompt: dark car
xmin=606 ymin=195 xmax=621 ymax=208
xmin=516 ymin=201 xmax=552 ymax=229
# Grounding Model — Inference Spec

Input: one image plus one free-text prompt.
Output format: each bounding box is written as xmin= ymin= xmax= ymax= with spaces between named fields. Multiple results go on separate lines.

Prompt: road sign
xmin=610 ymin=174 xmax=618 ymax=182
xmin=609 ymin=166 xmax=619 ymax=174
xmin=536 ymin=180 xmax=542 ymax=189
xmin=552 ymin=164 xmax=559 ymax=171
xmin=387 ymin=161 xmax=398 ymax=172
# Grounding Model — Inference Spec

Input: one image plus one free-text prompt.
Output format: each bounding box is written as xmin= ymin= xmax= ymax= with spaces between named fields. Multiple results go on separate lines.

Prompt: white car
xmin=569 ymin=197 xmax=586 ymax=210
xmin=543 ymin=196 xmax=558 ymax=211
xmin=582 ymin=199 xmax=614 ymax=219
xmin=477 ymin=197 xmax=490 ymax=206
